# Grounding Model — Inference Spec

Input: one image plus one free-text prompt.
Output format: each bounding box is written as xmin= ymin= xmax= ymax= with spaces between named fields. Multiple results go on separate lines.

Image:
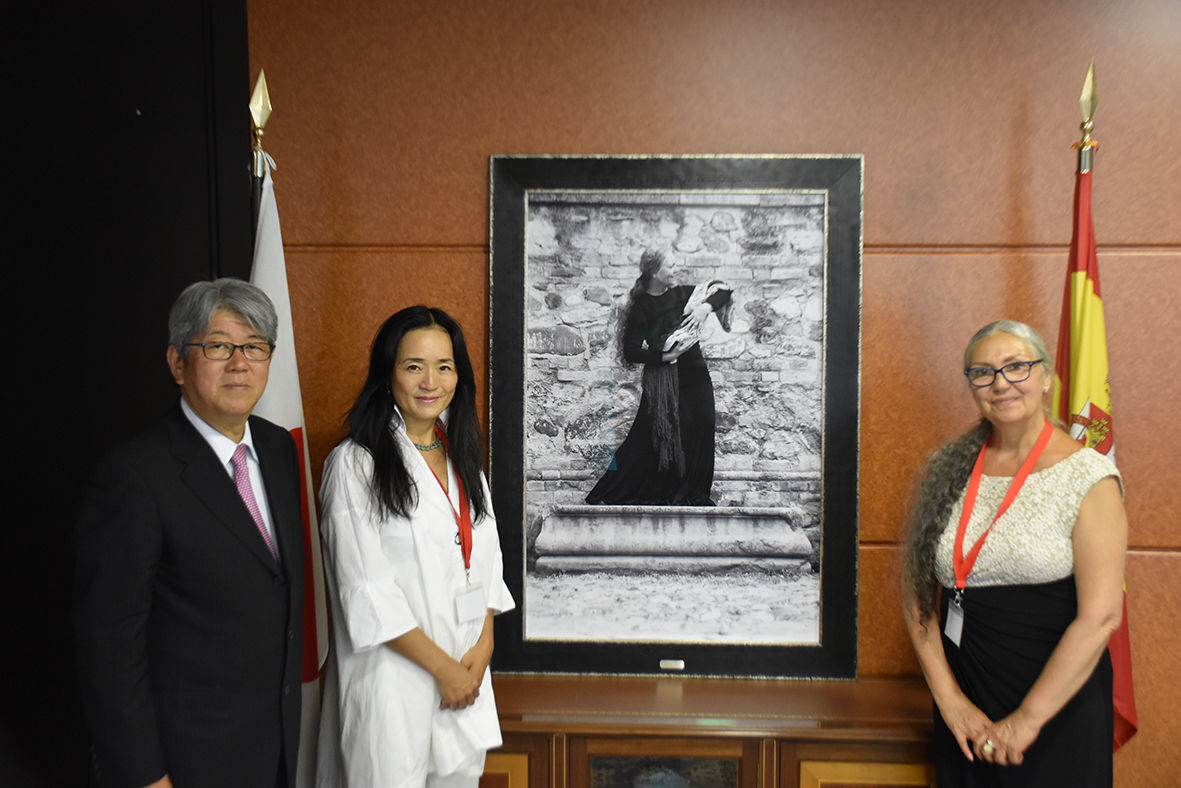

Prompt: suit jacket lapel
xmin=251 ymin=416 xmax=303 ymax=574
xmin=166 ymin=405 xmax=283 ymax=573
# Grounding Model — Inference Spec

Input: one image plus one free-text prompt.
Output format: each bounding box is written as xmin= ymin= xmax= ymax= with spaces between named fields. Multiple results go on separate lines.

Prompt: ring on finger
xmin=982 ymin=739 xmax=994 ymax=754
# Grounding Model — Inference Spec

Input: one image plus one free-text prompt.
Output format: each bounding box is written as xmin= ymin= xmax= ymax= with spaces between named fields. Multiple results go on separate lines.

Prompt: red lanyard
xmin=952 ymin=418 xmax=1053 ymax=591
xmin=422 ymin=422 xmax=473 ymax=572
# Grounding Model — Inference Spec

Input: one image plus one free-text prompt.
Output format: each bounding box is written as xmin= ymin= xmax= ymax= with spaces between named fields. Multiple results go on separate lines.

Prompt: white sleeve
xmin=479 ymin=474 xmax=516 ymax=615
xmin=319 ymin=444 xmax=419 ymax=651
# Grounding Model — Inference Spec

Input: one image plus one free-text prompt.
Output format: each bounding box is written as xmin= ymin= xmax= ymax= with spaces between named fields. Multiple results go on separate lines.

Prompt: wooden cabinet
xmin=480 ymin=675 xmax=933 ymax=787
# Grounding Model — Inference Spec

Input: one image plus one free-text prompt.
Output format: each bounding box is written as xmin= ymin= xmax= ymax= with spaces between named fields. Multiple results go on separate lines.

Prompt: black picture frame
xmin=489 ymin=155 xmax=862 ymax=678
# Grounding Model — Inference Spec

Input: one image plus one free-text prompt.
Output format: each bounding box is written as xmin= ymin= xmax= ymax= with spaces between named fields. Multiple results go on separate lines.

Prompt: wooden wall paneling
xmin=1098 ymin=251 xmax=1181 ymax=549
xmin=1113 ymin=551 xmax=1181 ymax=786
xmin=856 ymin=545 xmax=918 ymax=677
xmin=247 ymin=0 xmax=1181 ymax=248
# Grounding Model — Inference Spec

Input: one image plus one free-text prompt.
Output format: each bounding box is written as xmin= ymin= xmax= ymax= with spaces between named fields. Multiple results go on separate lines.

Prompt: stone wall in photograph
xmin=522 ymin=191 xmax=827 ymax=555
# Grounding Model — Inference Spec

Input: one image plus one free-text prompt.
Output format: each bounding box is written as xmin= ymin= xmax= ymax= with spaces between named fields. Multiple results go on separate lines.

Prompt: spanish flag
xmin=1051 ymin=140 xmax=1138 ymax=750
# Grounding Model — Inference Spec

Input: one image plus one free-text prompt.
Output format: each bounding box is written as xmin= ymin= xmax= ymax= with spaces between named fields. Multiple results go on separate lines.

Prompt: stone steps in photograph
xmin=535 ymin=554 xmax=811 ymax=573
xmin=534 ymin=505 xmax=813 ymax=573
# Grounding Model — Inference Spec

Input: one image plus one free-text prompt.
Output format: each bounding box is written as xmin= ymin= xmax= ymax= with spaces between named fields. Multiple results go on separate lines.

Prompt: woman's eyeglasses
xmin=963 ymin=359 xmax=1043 ymax=388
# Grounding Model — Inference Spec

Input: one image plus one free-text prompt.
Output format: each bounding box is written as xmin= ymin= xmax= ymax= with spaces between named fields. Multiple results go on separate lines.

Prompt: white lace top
xmin=934 ymin=448 xmax=1121 ymax=588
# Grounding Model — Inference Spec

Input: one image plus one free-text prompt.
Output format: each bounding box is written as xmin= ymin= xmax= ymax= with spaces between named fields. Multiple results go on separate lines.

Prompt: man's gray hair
xmin=168 ymin=278 xmax=278 ymax=354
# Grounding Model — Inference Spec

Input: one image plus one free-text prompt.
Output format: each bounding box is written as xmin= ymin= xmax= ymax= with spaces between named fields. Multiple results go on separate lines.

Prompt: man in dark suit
xmin=74 ymin=278 xmax=304 ymax=788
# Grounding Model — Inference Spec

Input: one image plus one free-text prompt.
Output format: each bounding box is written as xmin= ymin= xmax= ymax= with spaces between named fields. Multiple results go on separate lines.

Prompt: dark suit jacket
xmin=74 ymin=402 xmax=304 ymax=788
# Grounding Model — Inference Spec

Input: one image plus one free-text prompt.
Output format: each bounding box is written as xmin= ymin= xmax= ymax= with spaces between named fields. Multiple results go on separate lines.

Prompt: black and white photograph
xmin=490 ymin=156 xmax=862 ymax=677
xmin=524 ymin=189 xmax=825 ymax=646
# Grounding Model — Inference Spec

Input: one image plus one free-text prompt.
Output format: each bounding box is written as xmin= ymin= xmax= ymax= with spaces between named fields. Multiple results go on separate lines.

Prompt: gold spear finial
xmin=250 ymin=70 xmax=274 ymax=177
xmin=250 ymin=69 xmax=272 ymax=134
xmin=1074 ymin=60 xmax=1099 ymax=173
xmin=1079 ymin=58 xmax=1097 ymax=126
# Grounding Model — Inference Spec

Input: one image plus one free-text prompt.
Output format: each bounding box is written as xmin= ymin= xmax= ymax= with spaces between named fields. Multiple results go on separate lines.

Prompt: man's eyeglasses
xmin=963 ymin=359 xmax=1043 ymax=388
xmin=184 ymin=341 xmax=275 ymax=362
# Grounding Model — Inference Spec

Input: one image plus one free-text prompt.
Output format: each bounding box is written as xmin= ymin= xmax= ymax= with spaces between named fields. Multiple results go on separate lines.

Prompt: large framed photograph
xmin=489 ymin=155 xmax=861 ymax=678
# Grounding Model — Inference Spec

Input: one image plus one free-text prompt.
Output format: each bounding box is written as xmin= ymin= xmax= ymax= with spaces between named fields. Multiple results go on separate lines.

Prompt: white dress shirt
xmin=180 ymin=397 xmax=277 ymax=548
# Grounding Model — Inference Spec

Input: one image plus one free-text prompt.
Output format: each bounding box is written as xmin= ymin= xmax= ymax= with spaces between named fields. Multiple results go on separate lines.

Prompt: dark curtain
xmin=6 ymin=3 xmax=251 ymax=784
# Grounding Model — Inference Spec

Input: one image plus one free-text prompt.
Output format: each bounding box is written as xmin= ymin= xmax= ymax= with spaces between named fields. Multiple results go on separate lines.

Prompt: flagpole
xmin=246 ymin=71 xmax=329 ymax=787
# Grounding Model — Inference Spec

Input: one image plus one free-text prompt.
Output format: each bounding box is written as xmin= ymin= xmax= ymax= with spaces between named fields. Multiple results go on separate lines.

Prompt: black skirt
xmin=585 ymin=350 xmax=716 ymax=506
xmin=935 ymin=576 xmax=1113 ymax=787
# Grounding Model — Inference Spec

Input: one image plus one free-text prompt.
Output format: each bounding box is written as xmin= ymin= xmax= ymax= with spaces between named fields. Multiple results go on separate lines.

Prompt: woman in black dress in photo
xmin=586 ymin=250 xmax=733 ymax=506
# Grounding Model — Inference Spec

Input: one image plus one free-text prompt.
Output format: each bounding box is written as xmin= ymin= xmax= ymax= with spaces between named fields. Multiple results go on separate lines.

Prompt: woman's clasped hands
xmin=435 ymin=626 xmax=494 ymax=711
xmin=973 ymin=708 xmax=1041 ymax=766
xmin=938 ymin=692 xmax=992 ymax=763
xmin=434 ymin=658 xmax=482 ymax=711
xmin=941 ymin=692 xmax=1039 ymax=767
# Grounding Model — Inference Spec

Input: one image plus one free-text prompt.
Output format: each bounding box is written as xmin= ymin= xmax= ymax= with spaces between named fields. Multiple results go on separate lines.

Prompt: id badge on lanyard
xmin=946 ymin=419 xmax=1052 ymax=647
xmin=945 ymin=588 xmax=966 ymax=647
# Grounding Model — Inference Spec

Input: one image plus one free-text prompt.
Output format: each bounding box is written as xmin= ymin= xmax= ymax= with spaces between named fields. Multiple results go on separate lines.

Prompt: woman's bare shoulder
xmin=1035 ymin=428 xmax=1084 ymax=468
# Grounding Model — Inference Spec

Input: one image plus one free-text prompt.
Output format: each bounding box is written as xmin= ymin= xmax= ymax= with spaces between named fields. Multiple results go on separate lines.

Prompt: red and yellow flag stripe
xmin=1052 ymin=169 xmax=1114 ymax=456
xmin=1051 ymin=161 xmax=1137 ymax=750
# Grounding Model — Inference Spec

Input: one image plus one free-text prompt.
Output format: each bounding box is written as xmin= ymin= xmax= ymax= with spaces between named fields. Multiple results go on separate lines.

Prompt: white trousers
xmin=424 ymin=749 xmax=485 ymax=788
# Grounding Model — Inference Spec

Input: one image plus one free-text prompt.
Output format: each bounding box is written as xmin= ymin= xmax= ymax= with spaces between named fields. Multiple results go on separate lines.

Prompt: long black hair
xmin=345 ymin=306 xmax=489 ymax=523
xmin=616 ymin=249 xmax=666 ymax=363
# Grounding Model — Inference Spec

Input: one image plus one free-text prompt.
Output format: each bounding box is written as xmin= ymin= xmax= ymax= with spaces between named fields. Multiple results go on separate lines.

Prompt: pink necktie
xmin=231 ymin=443 xmax=278 ymax=561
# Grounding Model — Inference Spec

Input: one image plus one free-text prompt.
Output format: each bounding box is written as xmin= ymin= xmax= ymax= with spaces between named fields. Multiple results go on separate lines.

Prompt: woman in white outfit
xmin=316 ymin=306 xmax=515 ymax=788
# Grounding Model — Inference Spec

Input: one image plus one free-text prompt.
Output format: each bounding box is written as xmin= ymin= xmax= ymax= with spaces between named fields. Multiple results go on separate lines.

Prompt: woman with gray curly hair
xmin=902 ymin=320 xmax=1126 ymax=786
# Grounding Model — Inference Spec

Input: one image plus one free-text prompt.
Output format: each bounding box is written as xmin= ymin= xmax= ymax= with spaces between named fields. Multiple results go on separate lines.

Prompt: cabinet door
xmin=570 ymin=736 xmax=761 ymax=788
xmin=482 ymin=732 xmax=555 ymax=787
xmin=799 ymin=760 xmax=934 ymax=788
xmin=782 ymin=742 xmax=934 ymax=788
xmin=481 ymin=752 xmax=531 ymax=788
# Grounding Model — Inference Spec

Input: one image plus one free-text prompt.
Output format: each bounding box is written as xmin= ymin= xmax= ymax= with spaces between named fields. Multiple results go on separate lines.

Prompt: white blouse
xmin=316 ymin=411 xmax=515 ymax=786
xmin=935 ymin=448 xmax=1121 ymax=588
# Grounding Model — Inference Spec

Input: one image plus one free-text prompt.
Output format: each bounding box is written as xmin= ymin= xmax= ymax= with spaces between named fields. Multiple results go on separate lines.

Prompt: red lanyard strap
xmin=424 ymin=422 xmax=473 ymax=571
xmin=953 ymin=418 xmax=1053 ymax=590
